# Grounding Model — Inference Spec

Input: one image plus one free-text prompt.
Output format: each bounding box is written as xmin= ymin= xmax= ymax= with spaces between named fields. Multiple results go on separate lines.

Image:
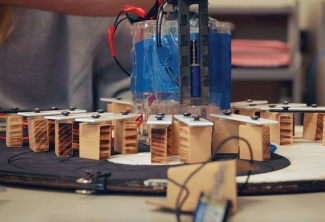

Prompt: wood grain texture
xmin=107 ymin=103 xmax=131 ymax=128
xmin=260 ymin=112 xmax=278 ymax=142
xmin=323 ymin=115 xmax=325 ymax=146
xmin=239 ymin=125 xmax=270 ymax=161
xmin=55 ymin=121 xmax=73 ymax=157
xmin=213 ymin=119 xmax=239 ymax=154
xmin=151 ymin=128 xmax=167 ymax=163
xmin=47 ymin=119 xmax=55 ymax=149
xmin=79 ymin=123 xmax=112 ymax=160
xmin=167 ymin=126 xmax=172 ymax=156
xmin=278 ymin=115 xmax=293 ymax=145
xmin=316 ymin=114 xmax=324 ymax=140
xmin=114 ymin=120 xmax=138 ymax=154
xmin=179 ymin=126 xmax=212 ymax=163
xmin=165 ymin=160 xmax=237 ymax=214
xmin=238 ymin=108 xmax=258 ymax=117
xmin=72 ymin=121 xmax=80 ymax=149
xmin=99 ymin=125 xmax=111 ymax=159
xmin=303 ymin=113 xmax=324 ymax=141
xmin=171 ymin=119 xmax=186 ymax=155
xmin=28 ymin=117 xmax=49 ymax=152
xmin=6 ymin=115 xmax=23 ymax=147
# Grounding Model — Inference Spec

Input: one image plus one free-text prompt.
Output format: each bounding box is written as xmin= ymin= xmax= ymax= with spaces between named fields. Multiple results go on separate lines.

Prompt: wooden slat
xmin=151 ymin=128 xmax=167 ymax=163
xmin=55 ymin=121 xmax=73 ymax=156
xmin=279 ymin=115 xmax=293 ymax=145
xmin=6 ymin=115 xmax=23 ymax=147
xmin=114 ymin=120 xmax=138 ymax=154
xmin=72 ymin=122 xmax=80 ymax=149
xmin=79 ymin=123 xmax=112 ymax=160
xmin=239 ymin=125 xmax=270 ymax=161
xmin=47 ymin=119 xmax=55 ymax=149
xmin=28 ymin=117 xmax=49 ymax=152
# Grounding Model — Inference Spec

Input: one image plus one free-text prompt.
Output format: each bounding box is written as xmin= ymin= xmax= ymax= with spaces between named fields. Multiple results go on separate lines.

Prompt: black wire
xmin=113 ymin=56 xmax=131 ymax=77
xmin=167 ymin=66 xmax=179 ymax=85
xmin=156 ymin=5 xmax=161 ymax=47
xmin=114 ymin=11 xmax=125 ymax=27
xmin=112 ymin=12 xmax=131 ymax=77
xmin=157 ymin=0 xmax=169 ymax=47
xmin=158 ymin=1 xmax=166 ymax=47
xmin=171 ymin=136 xmax=254 ymax=222
xmin=165 ymin=67 xmax=178 ymax=86
xmin=114 ymin=17 xmax=128 ymax=31
xmin=8 ymin=150 xmax=34 ymax=165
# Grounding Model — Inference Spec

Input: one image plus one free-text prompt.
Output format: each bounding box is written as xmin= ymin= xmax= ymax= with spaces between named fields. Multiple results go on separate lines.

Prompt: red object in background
xmin=231 ymin=39 xmax=291 ymax=67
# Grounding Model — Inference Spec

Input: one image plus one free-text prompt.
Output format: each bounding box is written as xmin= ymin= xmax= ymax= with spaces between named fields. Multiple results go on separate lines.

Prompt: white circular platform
xmin=108 ymin=152 xmax=183 ymax=166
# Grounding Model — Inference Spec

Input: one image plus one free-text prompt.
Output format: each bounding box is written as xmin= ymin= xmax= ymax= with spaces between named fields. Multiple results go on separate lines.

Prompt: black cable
xmin=156 ymin=0 xmax=169 ymax=47
xmin=112 ymin=12 xmax=132 ymax=77
xmin=171 ymin=136 xmax=254 ymax=222
xmin=114 ymin=11 xmax=125 ymax=27
xmin=114 ymin=17 xmax=128 ymax=31
xmin=165 ymin=67 xmax=178 ymax=85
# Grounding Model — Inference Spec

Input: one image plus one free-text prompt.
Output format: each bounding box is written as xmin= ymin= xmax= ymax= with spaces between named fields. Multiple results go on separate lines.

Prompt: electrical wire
xmin=170 ymin=136 xmax=254 ymax=222
xmin=110 ymin=11 xmax=132 ymax=77
xmin=155 ymin=0 xmax=179 ymax=86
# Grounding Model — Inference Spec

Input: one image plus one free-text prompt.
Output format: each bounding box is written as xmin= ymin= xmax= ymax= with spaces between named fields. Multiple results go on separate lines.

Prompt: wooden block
xmin=107 ymin=103 xmax=131 ymax=129
xmin=323 ymin=115 xmax=325 ymax=146
xmin=303 ymin=113 xmax=324 ymax=141
xmin=28 ymin=117 xmax=49 ymax=152
xmin=55 ymin=120 xmax=73 ymax=157
xmin=277 ymin=114 xmax=294 ymax=145
xmin=213 ymin=119 xmax=240 ymax=154
xmin=171 ymin=119 xmax=186 ymax=155
xmin=79 ymin=123 xmax=112 ymax=160
xmin=47 ymin=119 xmax=56 ymax=149
xmin=107 ymin=103 xmax=131 ymax=114
xmin=167 ymin=125 xmax=172 ymax=156
xmin=260 ymin=112 xmax=280 ymax=144
xmin=179 ymin=126 xmax=212 ymax=163
xmin=151 ymin=128 xmax=167 ymax=163
xmin=6 ymin=115 xmax=23 ymax=147
xmin=239 ymin=125 xmax=270 ymax=161
xmin=114 ymin=120 xmax=138 ymax=154
xmin=72 ymin=121 xmax=80 ymax=149
xmin=238 ymin=108 xmax=258 ymax=117
xmin=165 ymin=160 xmax=237 ymax=214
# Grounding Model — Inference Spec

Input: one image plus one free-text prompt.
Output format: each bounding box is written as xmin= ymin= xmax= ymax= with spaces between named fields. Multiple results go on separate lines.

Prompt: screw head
xmin=69 ymin=107 xmax=77 ymax=111
xmin=51 ymin=107 xmax=59 ymax=110
xmin=223 ymin=110 xmax=231 ymax=115
xmin=246 ymin=99 xmax=253 ymax=103
xmin=311 ymin=104 xmax=318 ymax=108
xmin=282 ymin=101 xmax=289 ymax=105
xmin=193 ymin=115 xmax=201 ymax=121
xmin=121 ymin=111 xmax=129 ymax=115
xmin=183 ymin=112 xmax=191 ymax=117
xmin=97 ymin=109 xmax=105 ymax=113
xmin=282 ymin=106 xmax=289 ymax=111
xmin=269 ymin=104 xmax=276 ymax=108
xmin=249 ymin=103 xmax=256 ymax=106
xmin=251 ymin=116 xmax=259 ymax=120
xmin=11 ymin=107 xmax=19 ymax=111
xmin=61 ymin=111 xmax=70 ymax=116
xmin=116 ymin=97 xmax=122 ymax=100
xmin=91 ymin=114 xmax=100 ymax=118
xmin=155 ymin=115 xmax=164 ymax=120
xmin=34 ymin=108 xmax=41 ymax=113
xmin=157 ymin=112 xmax=165 ymax=116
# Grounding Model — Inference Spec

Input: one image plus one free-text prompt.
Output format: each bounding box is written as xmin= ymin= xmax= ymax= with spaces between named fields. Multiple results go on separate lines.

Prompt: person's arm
xmin=0 ymin=0 xmax=154 ymax=16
